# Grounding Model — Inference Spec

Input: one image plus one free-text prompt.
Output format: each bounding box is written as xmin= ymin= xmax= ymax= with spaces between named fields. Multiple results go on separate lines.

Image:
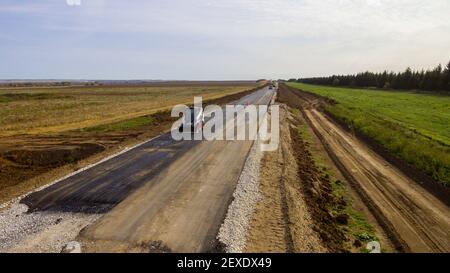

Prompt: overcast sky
xmin=1 ymin=0 xmax=450 ymax=80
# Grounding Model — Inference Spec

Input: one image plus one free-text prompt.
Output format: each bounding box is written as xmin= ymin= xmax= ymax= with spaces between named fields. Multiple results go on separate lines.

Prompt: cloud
xmin=1 ymin=0 xmax=449 ymax=79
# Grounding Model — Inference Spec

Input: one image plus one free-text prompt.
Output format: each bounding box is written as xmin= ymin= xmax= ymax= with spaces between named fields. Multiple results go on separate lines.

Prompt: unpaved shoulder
xmin=245 ymin=105 xmax=326 ymax=253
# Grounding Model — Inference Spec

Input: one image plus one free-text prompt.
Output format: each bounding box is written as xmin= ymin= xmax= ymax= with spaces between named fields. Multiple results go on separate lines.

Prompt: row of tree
xmin=293 ymin=61 xmax=450 ymax=93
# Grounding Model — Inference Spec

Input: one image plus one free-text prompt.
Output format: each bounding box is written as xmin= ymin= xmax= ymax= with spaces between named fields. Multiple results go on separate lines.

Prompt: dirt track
xmin=281 ymin=85 xmax=450 ymax=253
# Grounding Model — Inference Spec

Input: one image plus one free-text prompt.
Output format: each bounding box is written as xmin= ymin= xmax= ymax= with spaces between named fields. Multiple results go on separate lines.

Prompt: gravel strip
xmin=217 ymin=138 xmax=263 ymax=253
xmin=217 ymin=92 xmax=275 ymax=253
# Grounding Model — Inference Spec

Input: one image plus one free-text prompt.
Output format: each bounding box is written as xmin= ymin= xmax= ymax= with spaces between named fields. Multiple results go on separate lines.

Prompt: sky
xmin=1 ymin=0 xmax=450 ymax=80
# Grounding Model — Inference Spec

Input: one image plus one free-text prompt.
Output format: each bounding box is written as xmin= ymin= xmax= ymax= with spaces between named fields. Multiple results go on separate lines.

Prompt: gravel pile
xmin=0 ymin=202 xmax=101 ymax=253
xmin=217 ymin=138 xmax=263 ymax=253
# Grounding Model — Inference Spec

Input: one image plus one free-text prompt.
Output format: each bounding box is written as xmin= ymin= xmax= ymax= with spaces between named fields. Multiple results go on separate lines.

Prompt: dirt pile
xmin=0 ymin=141 xmax=110 ymax=202
xmin=2 ymin=144 xmax=104 ymax=167
xmin=288 ymin=116 xmax=347 ymax=252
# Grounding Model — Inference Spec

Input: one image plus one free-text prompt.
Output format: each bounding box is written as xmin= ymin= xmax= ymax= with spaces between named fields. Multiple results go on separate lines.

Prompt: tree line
xmin=292 ymin=61 xmax=450 ymax=93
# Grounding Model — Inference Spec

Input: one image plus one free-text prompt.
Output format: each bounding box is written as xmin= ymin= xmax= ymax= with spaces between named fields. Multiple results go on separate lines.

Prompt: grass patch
xmin=0 ymin=95 xmax=12 ymax=103
xmin=287 ymin=82 xmax=450 ymax=186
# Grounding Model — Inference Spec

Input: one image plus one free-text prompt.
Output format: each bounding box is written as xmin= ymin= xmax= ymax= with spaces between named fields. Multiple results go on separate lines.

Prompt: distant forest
xmin=293 ymin=61 xmax=450 ymax=93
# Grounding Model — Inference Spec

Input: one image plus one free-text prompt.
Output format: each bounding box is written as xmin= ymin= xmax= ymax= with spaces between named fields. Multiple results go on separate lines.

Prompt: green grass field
xmin=287 ymin=82 xmax=450 ymax=186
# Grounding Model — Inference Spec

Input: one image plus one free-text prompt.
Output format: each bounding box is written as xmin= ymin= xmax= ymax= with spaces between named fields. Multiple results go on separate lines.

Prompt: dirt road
xmin=283 ymin=85 xmax=450 ymax=253
xmin=22 ymin=87 xmax=275 ymax=252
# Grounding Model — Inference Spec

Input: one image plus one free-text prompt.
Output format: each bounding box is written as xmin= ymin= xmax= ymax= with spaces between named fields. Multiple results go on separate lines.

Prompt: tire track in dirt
xmin=278 ymin=145 xmax=295 ymax=253
xmin=245 ymin=147 xmax=290 ymax=252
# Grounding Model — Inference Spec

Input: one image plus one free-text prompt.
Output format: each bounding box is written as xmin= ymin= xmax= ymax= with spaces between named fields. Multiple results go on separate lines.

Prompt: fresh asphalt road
xmin=22 ymin=86 xmax=275 ymax=252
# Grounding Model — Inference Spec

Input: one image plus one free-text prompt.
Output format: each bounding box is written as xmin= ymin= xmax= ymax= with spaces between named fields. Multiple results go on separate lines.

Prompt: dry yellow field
xmin=0 ymin=83 xmax=257 ymax=136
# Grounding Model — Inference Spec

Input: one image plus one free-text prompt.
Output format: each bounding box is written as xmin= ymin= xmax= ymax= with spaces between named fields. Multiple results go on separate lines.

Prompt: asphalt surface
xmin=21 ymin=134 xmax=199 ymax=213
xmin=22 ymin=86 xmax=275 ymax=252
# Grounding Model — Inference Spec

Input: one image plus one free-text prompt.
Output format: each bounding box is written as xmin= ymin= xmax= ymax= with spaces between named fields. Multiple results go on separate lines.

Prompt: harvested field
xmin=0 ymin=82 xmax=257 ymax=136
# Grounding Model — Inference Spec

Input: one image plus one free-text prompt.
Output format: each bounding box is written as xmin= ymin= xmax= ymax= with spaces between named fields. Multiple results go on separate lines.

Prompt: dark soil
xmin=289 ymin=116 xmax=347 ymax=252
